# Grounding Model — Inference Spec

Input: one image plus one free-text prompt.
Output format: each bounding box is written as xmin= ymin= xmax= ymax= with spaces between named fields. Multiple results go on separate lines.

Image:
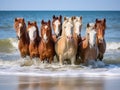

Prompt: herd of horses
xmin=14 ymin=15 xmax=106 ymax=65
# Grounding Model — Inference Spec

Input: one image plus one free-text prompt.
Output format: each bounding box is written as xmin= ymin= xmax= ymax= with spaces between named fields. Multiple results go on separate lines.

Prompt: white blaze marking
xmin=45 ymin=25 xmax=48 ymax=29
xmin=17 ymin=30 xmax=20 ymax=38
xmin=89 ymin=29 xmax=96 ymax=48
xmin=19 ymin=23 xmax=22 ymax=28
xmin=28 ymin=26 xmax=37 ymax=41
xmin=65 ymin=22 xmax=73 ymax=37
xmin=43 ymin=33 xmax=48 ymax=42
xmin=54 ymin=20 xmax=60 ymax=36
xmin=75 ymin=22 xmax=81 ymax=35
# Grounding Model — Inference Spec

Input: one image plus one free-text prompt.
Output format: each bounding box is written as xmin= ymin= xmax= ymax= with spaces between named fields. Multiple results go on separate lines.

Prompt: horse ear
xmin=41 ymin=20 xmax=44 ymax=24
xmin=80 ymin=16 xmax=82 ymax=20
xmin=48 ymin=20 xmax=51 ymax=25
xmin=64 ymin=17 xmax=67 ymax=21
xmin=96 ymin=19 xmax=98 ymax=22
xmin=53 ymin=15 xmax=55 ymax=19
xmin=87 ymin=23 xmax=90 ymax=28
xmin=60 ymin=15 xmax=62 ymax=19
xmin=15 ymin=18 xmax=18 ymax=22
xmin=22 ymin=18 xmax=25 ymax=22
xmin=103 ymin=18 xmax=106 ymax=23
xmin=34 ymin=21 xmax=37 ymax=25
xmin=71 ymin=17 xmax=74 ymax=21
xmin=28 ymin=21 xmax=30 ymax=25
xmin=59 ymin=15 xmax=62 ymax=20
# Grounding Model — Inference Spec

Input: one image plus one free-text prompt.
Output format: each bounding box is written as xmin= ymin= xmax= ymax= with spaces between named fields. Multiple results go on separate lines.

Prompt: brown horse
xmin=27 ymin=21 xmax=40 ymax=59
xmin=95 ymin=19 xmax=106 ymax=61
xmin=79 ymin=23 xmax=99 ymax=64
xmin=52 ymin=15 xmax=62 ymax=37
xmin=39 ymin=20 xmax=55 ymax=63
xmin=14 ymin=18 xmax=29 ymax=57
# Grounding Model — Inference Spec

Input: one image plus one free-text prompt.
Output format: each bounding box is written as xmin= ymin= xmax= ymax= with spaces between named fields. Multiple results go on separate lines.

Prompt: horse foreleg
xmin=71 ymin=56 xmax=76 ymax=65
xmin=59 ymin=55 xmax=63 ymax=65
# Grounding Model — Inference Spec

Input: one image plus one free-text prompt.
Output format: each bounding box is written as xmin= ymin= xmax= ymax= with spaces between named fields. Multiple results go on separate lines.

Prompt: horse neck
xmin=19 ymin=25 xmax=29 ymax=44
xmin=59 ymin=24 xmax=62 ymax=36
xmin=31 ymin=29 xmax=40 ymax=46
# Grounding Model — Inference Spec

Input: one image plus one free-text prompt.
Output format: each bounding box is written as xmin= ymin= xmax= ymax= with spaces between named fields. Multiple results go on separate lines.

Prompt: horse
xmin=27 ymin=21 xmax=40 ymax=59
xmin=14 ymin=18 xmax=29 ymax=58
xmin=72 ymin=16 xmax=83 ymax=63
xmin=39 ymin=20 xmax=55 ymax=63
xmin=55 ymin=17 xmax=77 ymax=65
xmin=79 ymin=23 xmax=99 ymax=64
xmin=95 ymin=19 xmax=106 ymax=61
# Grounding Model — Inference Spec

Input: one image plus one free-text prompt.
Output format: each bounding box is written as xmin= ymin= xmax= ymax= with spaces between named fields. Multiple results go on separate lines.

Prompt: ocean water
xmin=0 ymin=11 xmax=120 ymax=77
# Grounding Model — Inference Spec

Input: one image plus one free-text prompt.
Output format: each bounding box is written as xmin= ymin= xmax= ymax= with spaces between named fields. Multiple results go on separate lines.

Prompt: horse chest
xmin=86 ymin=47 xmax=98 ymax=60
xmin=63 ymin=47 xmax=75 ymax=58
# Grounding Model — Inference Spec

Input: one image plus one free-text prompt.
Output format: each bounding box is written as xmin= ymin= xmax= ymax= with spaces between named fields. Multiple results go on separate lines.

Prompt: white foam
xmin=107 ymin=42 xmax=120 ymax=50
xmin=0 ymin=61 xmax=120 ymax=77
xmin=9 ymin=38 xmax=18 ymax=49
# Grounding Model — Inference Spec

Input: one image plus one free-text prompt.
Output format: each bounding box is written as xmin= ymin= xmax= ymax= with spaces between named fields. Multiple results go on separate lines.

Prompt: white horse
xmin=55 ymin=17 xmax=77 ymax=65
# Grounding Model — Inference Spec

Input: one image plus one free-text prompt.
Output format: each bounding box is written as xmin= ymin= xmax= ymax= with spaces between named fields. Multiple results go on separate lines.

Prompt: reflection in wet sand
xmin=0 ymin=75 xmax=120 ymax=90
xmin=18 ymin=76 xmax=104 ymax=90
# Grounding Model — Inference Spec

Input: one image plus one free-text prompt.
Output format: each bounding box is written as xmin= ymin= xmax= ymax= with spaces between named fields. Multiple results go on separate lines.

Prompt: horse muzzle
xmin=67 ymin=36 xmax=73 ymax=40
xmin=99 ymin=38 xmax=103 ymax=43
xmin=17 ymin=36 xmax=20 ymax=40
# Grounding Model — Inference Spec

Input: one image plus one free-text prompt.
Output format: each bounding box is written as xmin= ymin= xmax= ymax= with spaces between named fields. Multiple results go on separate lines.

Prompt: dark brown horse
xmin=95 ymin=18 xmax=106 ymax=61
xmin=14 ymin=18 xmax=29 ymax=57
xmin=39 ymin=20 xmax=55 ymax=63
xmin=27 ymin=21 xmax=40 ymax=59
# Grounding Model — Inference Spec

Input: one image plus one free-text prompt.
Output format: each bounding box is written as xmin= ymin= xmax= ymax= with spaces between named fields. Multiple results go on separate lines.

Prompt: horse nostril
xmin=99 ymin=39 xmax=103 ymax=43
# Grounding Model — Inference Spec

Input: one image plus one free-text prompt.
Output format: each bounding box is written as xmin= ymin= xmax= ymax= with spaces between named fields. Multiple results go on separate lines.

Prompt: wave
xmin=0 ymin=38 xmax=18 ymax=53
xmin=0 ymin=60 xmax=120 ymax=77
xmin=106 ymin=42 xmax=120 ymax=50
xmin=0 ymin=38 xmax=120 ymax=51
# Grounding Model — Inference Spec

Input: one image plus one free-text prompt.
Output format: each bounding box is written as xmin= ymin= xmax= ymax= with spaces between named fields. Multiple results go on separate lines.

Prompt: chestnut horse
xmin=95 ymin=19 xmax=106 ymax=61
xmin=27 ymin=21 xmax=40 ymax=59
xmin=14 ymin=18 xmax=29 ymax=58
xmin=39 ymin=20 xmax=55 ymax=63
xmin=55 ymin=17 xmax=77 ymax=65
xmin=52 ymin=15 xmax=62 ymax=38
xmin=79 ymin=23 xmax=99 ymax=64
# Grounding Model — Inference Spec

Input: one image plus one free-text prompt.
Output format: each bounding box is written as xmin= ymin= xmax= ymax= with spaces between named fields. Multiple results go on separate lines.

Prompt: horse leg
xmin=49 ymin=56 xmax=53 ymax=64
xmin=56 ymin=55 xmax=59 ymax=62
xmin=71 ymin=56 xmax=76 ymax=65
xmin=59 ymin=55 xmax=63 ymax=65
xmin=98 ymin=53 xmax=103 ymax=61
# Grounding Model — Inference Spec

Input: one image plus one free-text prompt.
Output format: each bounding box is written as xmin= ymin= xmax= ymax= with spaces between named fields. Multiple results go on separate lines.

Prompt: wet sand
xmin=0 ymin=75 xmax=120 ymax=90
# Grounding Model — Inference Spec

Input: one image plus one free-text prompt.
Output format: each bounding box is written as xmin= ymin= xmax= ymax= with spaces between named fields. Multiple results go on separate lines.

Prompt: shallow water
xmin=0 ymin=11 xmax=120 ymax=77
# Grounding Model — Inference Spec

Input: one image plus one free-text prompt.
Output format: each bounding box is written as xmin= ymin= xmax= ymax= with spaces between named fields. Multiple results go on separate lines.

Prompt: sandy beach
xmin=0 ymin=75 xmax=120 ymax=90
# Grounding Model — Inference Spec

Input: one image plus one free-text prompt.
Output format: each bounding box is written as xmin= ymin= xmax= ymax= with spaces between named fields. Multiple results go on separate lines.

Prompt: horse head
xmin=41 ymin=20 xmax=52 ymax=43
xmin=52 ymin=15 xmax=62 ymax=37
xmin=62 ymin=17 xmax=74 ymax=40
xmin=86 ymin=23 xmax=97 ymax=48
xmin=95 ymin=18 xmax=106 ymax=43
xmin=27 ymin=21 xmax=39 ymax=42
xmin=73 ymin=16 xmax=82 ymax=36
xmin=14 ymin=18 xmax=26 ymax=40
